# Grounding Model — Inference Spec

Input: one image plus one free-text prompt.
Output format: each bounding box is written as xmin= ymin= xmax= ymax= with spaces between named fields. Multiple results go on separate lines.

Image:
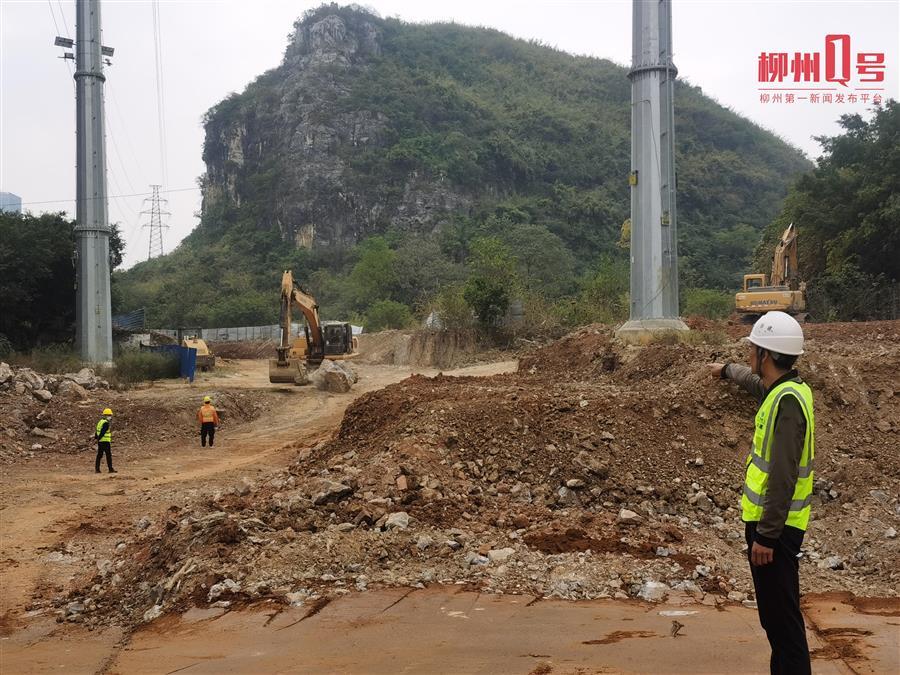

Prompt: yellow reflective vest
xmin=96 ymin=418 xmax=111 ymax=443
xmin=741 ymin=379 xmax=814 ymax=531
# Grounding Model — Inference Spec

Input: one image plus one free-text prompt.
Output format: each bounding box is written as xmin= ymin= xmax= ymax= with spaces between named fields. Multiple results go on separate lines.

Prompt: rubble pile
xmin=0 ymin=362 xmax=270 ymax=463
xmin=54 ymin=321 xmax=900 ymax=628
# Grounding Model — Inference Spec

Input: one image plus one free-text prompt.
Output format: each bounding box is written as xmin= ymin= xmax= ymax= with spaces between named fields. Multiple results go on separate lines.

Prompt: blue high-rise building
xmin=0 ymin=192 xmax=22 ymax=213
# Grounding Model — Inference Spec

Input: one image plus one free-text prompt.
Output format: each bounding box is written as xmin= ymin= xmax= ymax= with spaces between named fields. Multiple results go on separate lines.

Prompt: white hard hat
xmin=746 ymin=311 xmax=804 ymax=355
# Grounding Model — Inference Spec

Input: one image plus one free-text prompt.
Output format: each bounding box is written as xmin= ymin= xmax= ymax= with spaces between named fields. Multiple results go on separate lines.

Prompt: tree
xmin=498 ymin=222 xmax=576 ymax=298
xmin=463 ymin=237 xmax=517 ymax=327
xmin=755 ymin=100 xmax=900 ymax=320
xmin=366 ymin=299 xmax=412 ymax=330
xmin=348 ymin=236 xmax=397 ymax=308
xmin=0 ymin=212 xmax=124 ymax=348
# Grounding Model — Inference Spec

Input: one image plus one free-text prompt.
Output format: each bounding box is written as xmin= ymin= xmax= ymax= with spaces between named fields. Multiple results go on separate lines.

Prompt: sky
xmin=1 ymin=0 xmax=898 ymax=269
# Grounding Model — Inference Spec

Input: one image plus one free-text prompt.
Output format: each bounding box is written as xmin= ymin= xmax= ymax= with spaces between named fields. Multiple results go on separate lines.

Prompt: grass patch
xmin=646 ymin=329 xmax=729 ymax=346
xmin=7 ymin=345 xmax=83 ymax=373
xmin=103 ymin=351 xmax=180 ymax=386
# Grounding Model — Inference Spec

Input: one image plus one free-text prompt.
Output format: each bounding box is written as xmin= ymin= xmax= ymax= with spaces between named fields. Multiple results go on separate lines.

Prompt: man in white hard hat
xmin=708 ymin=311 xmax=813 ymax=675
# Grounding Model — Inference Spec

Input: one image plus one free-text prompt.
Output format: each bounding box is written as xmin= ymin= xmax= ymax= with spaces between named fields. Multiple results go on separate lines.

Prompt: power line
xmin=46 ymin=0 xmax=62 ymax=37
xmin=106 ymin=81 xmax=148 ymax=185
xmin=107 ymin=123 xmax=138 ymax=194
xmin=56 ymin=0 xmax=71 ymax=38
xmin=20 ymin=186 xmax=200 ymax=207
xmin=151 ymin=0 xmax=169 ymax=188
xmin=46 ymin=0 xmax=73 ymax=75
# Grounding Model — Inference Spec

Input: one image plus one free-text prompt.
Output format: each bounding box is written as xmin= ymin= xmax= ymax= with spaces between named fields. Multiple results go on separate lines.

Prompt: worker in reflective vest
xmin=94 ymin=407 xmax=116 ymax=474
xmin=197 ymin=396 xmax=220 ymax=448
xmin=708 ymin=311 xmax=813 ymax=675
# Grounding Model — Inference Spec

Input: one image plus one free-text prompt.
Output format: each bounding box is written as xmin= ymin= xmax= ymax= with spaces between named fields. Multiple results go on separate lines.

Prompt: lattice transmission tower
xmin=140 ymin=185 xmax=170 ymax=260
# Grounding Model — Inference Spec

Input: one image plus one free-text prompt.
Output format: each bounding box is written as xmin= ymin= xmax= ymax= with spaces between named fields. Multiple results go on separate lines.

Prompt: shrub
xmin=463 ymin=276 xmax=510 ymax=327
xmin=431 ymin=285 xmax=474 ymax=330
xmin=107 ymin=351 xmax=180 ymax=385
xmin=365 ymin=300 xmax=412 ymax=331
xmin=683 ymin=288 xmax=733 ymax=319
xmin=572 ymin=257 xmax=630 ymax=325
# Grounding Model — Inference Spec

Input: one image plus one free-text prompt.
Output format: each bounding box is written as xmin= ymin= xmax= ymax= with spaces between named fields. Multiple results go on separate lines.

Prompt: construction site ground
xmin=1 ymin=322 xmax=899 ymax=674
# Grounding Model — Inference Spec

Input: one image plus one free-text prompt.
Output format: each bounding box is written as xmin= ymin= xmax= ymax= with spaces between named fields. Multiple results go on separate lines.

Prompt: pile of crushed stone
xmin=53 ymin=321 xmax=900 ymax=628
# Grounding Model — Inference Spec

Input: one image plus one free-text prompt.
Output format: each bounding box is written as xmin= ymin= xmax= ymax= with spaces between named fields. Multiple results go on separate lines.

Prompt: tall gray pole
xmin=74 ymin=0 xmax=113 ymax=364
xmin=617 ymin=0 xmax=687 ymax=341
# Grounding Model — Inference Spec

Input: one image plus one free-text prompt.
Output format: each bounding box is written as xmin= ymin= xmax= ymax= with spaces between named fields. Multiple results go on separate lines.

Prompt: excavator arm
xmin=770 ymin=223 xmax=799 ymax=288
xmin=278 ymin=270 xmax=322 ymax=356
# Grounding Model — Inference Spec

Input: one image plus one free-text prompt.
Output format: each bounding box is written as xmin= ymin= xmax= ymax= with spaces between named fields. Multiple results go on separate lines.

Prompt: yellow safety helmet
xmin=102 ymin=408 xmax=113 ymax=416
xmin=203 ymin=396 xmax=211 ymax=403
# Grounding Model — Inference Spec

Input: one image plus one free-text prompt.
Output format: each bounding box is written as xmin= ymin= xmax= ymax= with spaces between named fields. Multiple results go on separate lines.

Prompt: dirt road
xmin=2 ymin=357 xmax=897 ymax=674
xmin=0 ymin=360 xmax=515 ymax=617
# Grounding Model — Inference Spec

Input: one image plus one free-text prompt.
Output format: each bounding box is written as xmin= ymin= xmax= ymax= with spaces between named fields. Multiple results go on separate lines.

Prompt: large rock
xmin=207 ymin=578 xmax=240 ymax=602
xmin=384 ymin=511 xmax=410 ymax=530
xmin=65 ymin=367 xmax=98 ymax=389
xmin=311 ymin=360 xmax=358 ymax=393
xmin=16 ymin=368 xmax=44 ymax=391
xmin=617 ymin=508 xmax=643 ymax=525
xmin=638 ymin=581 xmax=669 ymax=602
xmin=32 ymin=389 xmax=53 ymax=403
xmin=57 ymin=379 xmax=89 ymax=400
xmin=487 ymin=547 xmax=515 ymax=563
xmin=0 ymin=362 xmax=12 ymax=384
xmin=311 ymin=478 xmax=353 ymax=505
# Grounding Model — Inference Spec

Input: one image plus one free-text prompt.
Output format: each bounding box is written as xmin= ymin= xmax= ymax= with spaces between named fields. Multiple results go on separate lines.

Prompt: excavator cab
xmin=743 ymin=274 xmax=766 ymax=292
xmin=322 ymin=322 xmax=355 ymax=357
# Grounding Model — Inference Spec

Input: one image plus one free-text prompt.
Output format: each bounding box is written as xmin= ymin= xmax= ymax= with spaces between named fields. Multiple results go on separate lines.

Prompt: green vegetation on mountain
xmin=754 ymin=100 xmax=899 ymax=321
xmin=115 ymin=4 xmax=811 ymax=330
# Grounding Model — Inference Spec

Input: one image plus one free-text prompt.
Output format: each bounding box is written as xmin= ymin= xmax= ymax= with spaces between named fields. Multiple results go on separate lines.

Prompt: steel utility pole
xmin=617 ymin=0 xmax=688 ymax=341
xmin=74 ymin=0 xmax=113 ymax=364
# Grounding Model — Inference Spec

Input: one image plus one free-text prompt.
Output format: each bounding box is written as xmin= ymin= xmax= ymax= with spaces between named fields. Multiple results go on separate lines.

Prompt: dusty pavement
xmin=2 ymin=322 xmax=900 ymax=673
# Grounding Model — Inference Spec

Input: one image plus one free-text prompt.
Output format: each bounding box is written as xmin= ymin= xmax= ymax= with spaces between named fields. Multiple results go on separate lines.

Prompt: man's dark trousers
xmin=745 ymin=522 xmax=811 ymax=675
xmin=201 ymin=422 xmax=216 ymax=447
xmin=95 ymin=441 xmax=113 ymax=472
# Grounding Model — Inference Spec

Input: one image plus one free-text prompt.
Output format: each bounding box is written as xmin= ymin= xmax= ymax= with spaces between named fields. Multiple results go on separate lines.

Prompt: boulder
xmin=207 ymin=578 xmax=240 ymax=602
xmin=384 ymin=511 xmax=410 ymax=530
xmin=16 ymin=368 xmax=44 ymax=391
xmin=556 ymin=486 xmax=580 ymax=506
xmin=57 ymin=379 xmax=89 ymax=400
xmin=142 ymin=605 xmax=162 ymax=622
xmin=487 ymin=547 xmax=515 ymax=563
xmin=311 ymin=479 xmax=353 ymax=505
xmin=617 ymin=508 xmax=643 ymax=525
xmin=311 ymin=360 xmax=358 ymax=393
xmin=638 ymin=581 xmax=669 ymax=602
xmin=32 ymin=389 xmax=53 ymax=403
xmin=0 ymin=362 xmax=12 ymax=384
xmin=65 ymin=367 xmax=97 ymax=389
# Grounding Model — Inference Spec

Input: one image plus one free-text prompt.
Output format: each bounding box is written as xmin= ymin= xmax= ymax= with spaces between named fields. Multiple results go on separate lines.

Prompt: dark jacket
xmin=724 ymin=364 xmax=807 ymax=547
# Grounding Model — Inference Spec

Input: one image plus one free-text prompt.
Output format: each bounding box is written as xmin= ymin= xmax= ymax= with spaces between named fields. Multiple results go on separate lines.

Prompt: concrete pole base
xmin=615 ymin=318 xmax=689 ymax=344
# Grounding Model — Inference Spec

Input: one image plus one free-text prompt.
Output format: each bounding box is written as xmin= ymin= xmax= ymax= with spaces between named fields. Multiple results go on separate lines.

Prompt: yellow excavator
xmin=268 ymin=270 xmax=359 ymax=384
xmin=735 ymin=223 xmax=807 ymax=321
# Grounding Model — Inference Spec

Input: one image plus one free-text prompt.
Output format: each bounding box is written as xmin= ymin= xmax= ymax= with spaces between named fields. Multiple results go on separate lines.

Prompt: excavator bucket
xmin=268 ymin=358 xmax=309 ymax=385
